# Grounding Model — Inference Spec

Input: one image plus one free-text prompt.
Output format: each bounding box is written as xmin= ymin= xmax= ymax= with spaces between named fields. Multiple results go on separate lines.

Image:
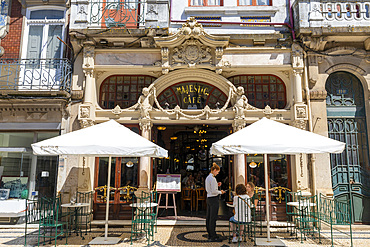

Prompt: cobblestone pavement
xmin=0 ymin=224 xmax=369 ymax=247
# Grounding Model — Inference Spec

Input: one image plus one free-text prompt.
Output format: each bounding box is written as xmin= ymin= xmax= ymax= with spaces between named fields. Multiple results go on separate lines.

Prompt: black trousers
xmin=206 ymin=196 xmax=219 ymax=239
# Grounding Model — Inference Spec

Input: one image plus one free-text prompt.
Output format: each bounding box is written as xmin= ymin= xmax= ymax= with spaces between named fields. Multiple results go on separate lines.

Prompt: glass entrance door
xmin=93 ymin=157 xmax=138 ymax=220
xmin=247 ymin=154 xmax=291 ymax=221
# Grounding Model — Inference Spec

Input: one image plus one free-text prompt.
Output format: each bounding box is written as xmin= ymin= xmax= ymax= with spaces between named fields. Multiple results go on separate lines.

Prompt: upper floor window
xmin=99 ymin=75 xmax=156 ymax=109
xmin=22 ymin=9 xmax=65 ymax=60
xmin=238 ymin=0 xmax=271 ymax=6
xmin=228 ymin=75 xmax=286 ymax=109
xmin=189 ymin=0 xmax=223 ymax=7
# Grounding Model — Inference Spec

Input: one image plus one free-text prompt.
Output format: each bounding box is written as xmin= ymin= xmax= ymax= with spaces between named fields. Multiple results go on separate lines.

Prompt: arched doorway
xmin=326 ymin=71 xmax=370 ymax=223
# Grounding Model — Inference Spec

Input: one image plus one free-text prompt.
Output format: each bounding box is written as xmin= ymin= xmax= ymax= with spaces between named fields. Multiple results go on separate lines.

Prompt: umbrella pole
xmin=264 ymin=153 xmax=270 ymax=242
xmin=104 ymin=155 xmax=112 ymax=240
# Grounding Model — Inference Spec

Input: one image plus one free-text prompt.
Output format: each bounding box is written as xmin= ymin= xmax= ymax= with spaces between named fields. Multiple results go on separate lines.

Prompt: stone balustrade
xmin=294 ymin=0 xmax=370 ymax=29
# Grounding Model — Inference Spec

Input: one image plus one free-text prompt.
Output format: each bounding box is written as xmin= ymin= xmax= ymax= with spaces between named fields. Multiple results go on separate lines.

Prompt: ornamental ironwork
xmin=90 ymin=0 xmax=145 ymax=28
xmin=0 ymin=59 xmax=72 ymax=92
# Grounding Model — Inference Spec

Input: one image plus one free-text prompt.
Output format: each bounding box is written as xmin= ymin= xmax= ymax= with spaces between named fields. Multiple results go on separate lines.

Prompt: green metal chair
xmin=295 ymin=194 xmax=320 ymax=243
xmin=285 ymin=191 xmax=302 ymax=236
xmin=76 ymin=190 xmax=94 ymax=235
xmin=37 ymin=196 xmax=68 ymax=246
xmin=228 ymin=196 xmax=255 ymax=246
xmin=25 ymin=198 xmax=42 ymax=246
xmin=130 ymin=190 xmax=156 ymax=245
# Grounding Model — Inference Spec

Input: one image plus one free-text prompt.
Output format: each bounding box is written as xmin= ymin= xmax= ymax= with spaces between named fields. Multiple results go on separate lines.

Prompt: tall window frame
xmin=99 ymin=75 xmax=157 ymax=109
xmin=238 ymin=0 xmax=271 ymax=6
xmin=189 ymin=0 xmax=223 ymax=7
xmin=228 ymin=74 xmax=287 ymax=109
xmin=21 ymin=7 xmax=66 ymax=60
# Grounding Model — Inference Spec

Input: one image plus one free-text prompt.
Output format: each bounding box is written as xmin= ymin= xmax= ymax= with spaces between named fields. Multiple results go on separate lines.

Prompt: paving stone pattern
xmin=0 ymin=224 xmax=369 ymax=247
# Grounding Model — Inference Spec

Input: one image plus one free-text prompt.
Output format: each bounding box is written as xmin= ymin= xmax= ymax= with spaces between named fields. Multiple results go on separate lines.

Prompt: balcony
xmin=0 ymin=59 xmax=72 ymax=94
xmin=70 ymin=0 xmax=169 ymax=30
xmin=293 ymin=0 xmax=370 ymax=33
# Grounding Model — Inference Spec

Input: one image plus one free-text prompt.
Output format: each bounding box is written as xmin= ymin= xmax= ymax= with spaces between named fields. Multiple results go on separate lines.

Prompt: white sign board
xmin=156 ymin=174 xmax=181 ymax=192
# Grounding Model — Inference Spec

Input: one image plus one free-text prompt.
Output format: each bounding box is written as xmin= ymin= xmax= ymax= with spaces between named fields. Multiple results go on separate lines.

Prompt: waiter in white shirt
xmin=205 ymin=163 xmax=225 ymax=242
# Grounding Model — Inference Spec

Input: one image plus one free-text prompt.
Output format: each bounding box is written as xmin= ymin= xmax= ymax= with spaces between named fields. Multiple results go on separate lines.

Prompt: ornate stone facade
xmin=154 ymin=18 xmax=229 ymax=74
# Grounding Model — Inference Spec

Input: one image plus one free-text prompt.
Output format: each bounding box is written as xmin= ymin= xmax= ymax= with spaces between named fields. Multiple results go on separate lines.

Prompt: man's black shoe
xmin=209 ymin=237 xmax=222 ymax=242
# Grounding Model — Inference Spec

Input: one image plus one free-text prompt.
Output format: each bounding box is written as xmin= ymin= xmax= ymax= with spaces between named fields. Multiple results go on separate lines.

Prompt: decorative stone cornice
xmin=310 ymin=90 xmax=327 ymax=100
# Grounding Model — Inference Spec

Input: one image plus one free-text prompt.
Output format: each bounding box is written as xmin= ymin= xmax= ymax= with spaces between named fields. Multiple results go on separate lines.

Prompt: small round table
xmin=61 ymin=203 xmax=89 ymax=239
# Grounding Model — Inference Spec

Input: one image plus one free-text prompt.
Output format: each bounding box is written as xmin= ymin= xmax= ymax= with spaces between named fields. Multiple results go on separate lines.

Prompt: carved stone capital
xmin=83 ymin=68 xmax=94 ymax=78
xmin=139 ymin=118 xmax=153 ymax=131
xmin=293 ymin=68 xmax=304 ymax=77
xmin=232 ymin=118 xmax=247 ymax=132
xmin=310 ymin=90 xmax=327 ymax=100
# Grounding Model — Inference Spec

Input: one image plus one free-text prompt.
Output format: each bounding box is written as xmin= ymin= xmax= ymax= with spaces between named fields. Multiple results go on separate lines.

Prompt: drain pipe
xmin=169 ymin=0 xmax=296 ymax=40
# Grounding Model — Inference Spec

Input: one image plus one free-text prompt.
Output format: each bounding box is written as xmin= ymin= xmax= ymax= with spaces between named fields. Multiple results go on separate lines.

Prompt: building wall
xmin=1 ymin=0 xmax=23 ymax=58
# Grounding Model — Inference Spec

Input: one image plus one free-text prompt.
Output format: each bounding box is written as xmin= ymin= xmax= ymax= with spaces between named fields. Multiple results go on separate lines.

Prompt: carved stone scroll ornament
xmin=79 ymin=119 xmax=94 ymax=128
xmin=293 ymin=119 xmax=307 ymax=130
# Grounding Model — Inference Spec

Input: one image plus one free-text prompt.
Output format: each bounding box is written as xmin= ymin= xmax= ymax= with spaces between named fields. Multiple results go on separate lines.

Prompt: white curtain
xmin=257 ymin=0 xmax=270 ymax=5
xmin=191 ymin=0 xmax=203 ymax=6
xmin=208 ymin=0 xmax=220 ymax=5
xmin=239 ymin=0 xmax=252 ymax=5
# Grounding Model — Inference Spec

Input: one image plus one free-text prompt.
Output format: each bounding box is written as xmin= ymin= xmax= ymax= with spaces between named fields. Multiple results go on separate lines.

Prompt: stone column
xmin=79 ymin=44 xmax=96 ymax=128
xmin=232 ymin=119 xmax=247 ymax=187
xmin=139 ymin=119 xmax=153 ymax=189
xmin=310 ymin=89 xmax=334 ymax=195
xmin=293 ymin=69 xmax=304 ymax=104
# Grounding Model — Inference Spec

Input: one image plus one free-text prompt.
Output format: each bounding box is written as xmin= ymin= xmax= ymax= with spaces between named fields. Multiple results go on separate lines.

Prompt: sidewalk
xmin=1 ymin=221 xmax=369 ymax=246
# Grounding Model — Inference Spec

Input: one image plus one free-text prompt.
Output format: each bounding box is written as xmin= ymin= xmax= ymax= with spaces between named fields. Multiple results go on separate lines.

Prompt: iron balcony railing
xmin=0 ymin=59 xmax=72 ymax=93
xmin=90 ymin=0 xmax=145 ymax=28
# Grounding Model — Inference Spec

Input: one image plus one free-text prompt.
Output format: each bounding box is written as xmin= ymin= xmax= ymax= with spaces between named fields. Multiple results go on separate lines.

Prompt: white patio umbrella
xmin=210 ymin=117 xmax=345 ymax=246
xmin=32 ymin=120 xmax=168 ymax=244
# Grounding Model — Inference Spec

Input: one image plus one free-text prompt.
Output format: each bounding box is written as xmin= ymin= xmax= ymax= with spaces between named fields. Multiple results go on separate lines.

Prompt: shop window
xmin=99 ymin=75 xmax=156 ymax=109
xmin=0 ymin=132 xmax=59 ymax=199
xmin=238 ymin=0 xmax=271 ymax=6
xmin=228 ymin=75 xmax=286 ymax=109
xmin=189 ymin=0 xmax=223 ymax=7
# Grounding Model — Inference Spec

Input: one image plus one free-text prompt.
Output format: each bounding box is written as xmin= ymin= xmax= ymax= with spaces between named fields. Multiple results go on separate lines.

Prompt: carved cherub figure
xmin=231 ymin=86 xmax=249 ymax=119
xmin=137 ymin=87 xmax=155 ymax=119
